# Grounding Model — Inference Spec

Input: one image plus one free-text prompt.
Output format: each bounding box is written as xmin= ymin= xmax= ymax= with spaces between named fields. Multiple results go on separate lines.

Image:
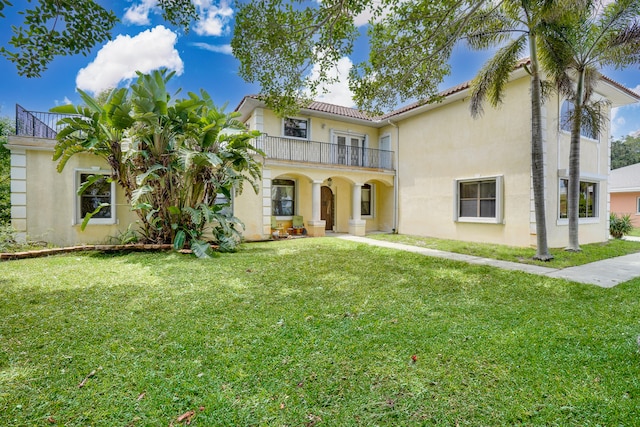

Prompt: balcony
xmin=254 ymin=134 xmax=395 ymax=171
xmin=15 ymin=105 xmax=71 ymax=139
xmin=14 ymin=106 xmax=395 ymax=171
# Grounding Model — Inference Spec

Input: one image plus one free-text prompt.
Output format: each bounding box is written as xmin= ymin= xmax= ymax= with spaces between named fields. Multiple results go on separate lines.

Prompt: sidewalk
xmin=337 ymin=235 xmax=640 ymax=288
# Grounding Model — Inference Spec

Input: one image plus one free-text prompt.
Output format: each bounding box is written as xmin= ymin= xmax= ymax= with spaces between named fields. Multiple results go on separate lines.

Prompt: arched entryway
xmin=321 ymin=186 xmax=334 ymax=231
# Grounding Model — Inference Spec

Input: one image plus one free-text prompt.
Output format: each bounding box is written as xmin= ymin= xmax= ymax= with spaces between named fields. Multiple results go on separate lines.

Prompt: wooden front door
xmin=321 ymin=186 xmax=334 ymax=231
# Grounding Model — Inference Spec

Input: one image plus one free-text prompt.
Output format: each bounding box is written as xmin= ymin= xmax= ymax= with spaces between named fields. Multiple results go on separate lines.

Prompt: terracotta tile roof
xmin=306 ymin=100 xmax=376 ymax=120
xmin=235 ymin=94 xmax=376 ymax=121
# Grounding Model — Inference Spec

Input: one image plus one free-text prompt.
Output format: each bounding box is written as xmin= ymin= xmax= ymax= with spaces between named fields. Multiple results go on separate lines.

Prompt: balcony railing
xmin=14 ymin=106 xmax=395 ymax=171
xmin=15 ymin=104 xmax=76 ymax=139
xmin=254 ymin=134 xmax=394 ymax=170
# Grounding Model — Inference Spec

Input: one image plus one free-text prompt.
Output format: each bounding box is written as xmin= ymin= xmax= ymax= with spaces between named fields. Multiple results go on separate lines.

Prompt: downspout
xmin=388 ymin=119 xmax=399 ymax=234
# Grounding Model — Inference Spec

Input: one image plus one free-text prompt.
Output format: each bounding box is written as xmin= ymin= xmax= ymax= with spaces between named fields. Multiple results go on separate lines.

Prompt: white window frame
xmin=282 ymin=117 xmax=310 ymax=140
xmin=557 ymin=178 xmax=599 ymax=224
xmin=74 ymin=168 xmax=116 ymax=226
xmin=271 ymin=178 xmax=296 ymax=219
xmin=361 ymin=183 xmax=374 ymax=219
xmin=559 ymin=100 xmax=599 ymax=141
xmin=453 ymin=175 xmax=504 ymax=224
xmin=637 ymin=197 xmax=640 ymax=215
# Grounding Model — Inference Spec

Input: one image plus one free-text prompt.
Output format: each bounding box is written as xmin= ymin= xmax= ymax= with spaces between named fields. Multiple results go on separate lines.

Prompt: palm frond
xmin=470 ymin=34 xmax=527 ymax=117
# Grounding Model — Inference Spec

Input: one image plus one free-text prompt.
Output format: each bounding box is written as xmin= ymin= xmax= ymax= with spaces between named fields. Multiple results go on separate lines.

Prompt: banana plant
xmin=51 ymin=69 xmax=263 ymax=257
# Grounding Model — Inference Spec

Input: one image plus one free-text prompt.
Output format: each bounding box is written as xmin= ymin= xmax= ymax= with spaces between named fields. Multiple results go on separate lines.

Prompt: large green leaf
xmin=190 ymin=240 xmax=212 ymax=259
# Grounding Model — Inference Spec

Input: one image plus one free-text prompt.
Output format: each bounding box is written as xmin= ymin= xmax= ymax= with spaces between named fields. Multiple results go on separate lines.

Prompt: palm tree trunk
xmin=567 ymin=69 xmax=585 ymax=251
xmin=529 ymin=36 xmax=553 ymax=261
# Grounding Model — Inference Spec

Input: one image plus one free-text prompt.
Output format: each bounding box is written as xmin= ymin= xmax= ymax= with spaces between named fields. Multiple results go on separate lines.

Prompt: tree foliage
xmin=612 ymin=134 xmax=640 ymax=169
xmin=233 ymin=0 xmax=485 ymax=116
xmin=0 ymin=115 xmax=12 ymax=224
xmin=0 ymin=0 xmax=197 ymax=77
xmin=51 ymin=70 xmax=263 ymax=256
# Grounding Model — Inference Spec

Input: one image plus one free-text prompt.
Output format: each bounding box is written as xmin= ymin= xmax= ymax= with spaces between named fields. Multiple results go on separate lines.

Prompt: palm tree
xmin=538 ymin=0 xmax=640 ymax=251
xmin=467 ymin=0 xmax=558 ymax=261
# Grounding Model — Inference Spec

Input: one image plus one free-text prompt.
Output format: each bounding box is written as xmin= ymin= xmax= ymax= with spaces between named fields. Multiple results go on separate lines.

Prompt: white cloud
xmin=309 ymin=56 xmax=355 ymax=107
xmin=123 ymin=0 xmax=158 ymax=25
xmin=192 ymin=42 xmax=233 ymax=55
xmin=54 ymin=96 xmax=73 ymax=106
xmin=76 ymin=26 xmax=183 ymax=94
xmin=193 ymin=0 xmax=234 ymax=36
xmin=122 ymin=0 xmax=233 ymax=36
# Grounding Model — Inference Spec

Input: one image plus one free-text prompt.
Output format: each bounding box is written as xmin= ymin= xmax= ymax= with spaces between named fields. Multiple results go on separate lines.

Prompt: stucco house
xmin=610 ymin=162 xmax=640 ymax=226
xmin=7 ymin=63 xmax=639 ymax=248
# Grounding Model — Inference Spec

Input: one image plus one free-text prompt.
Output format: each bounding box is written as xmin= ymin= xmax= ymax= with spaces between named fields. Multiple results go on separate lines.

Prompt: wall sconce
xmin=327 ymin=177 xmax=332 ymax=187
xmin=321 ymin=123 xmax=326 ymax=129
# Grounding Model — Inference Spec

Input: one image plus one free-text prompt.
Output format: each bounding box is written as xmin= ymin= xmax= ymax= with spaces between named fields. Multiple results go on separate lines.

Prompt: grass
xmin=2 ymin=237 xmax=640 ymax=426
xmin=367 ymin=233 xmax=640 ymax=268
xmin=628 ymin=227 xmax=640 ymax=237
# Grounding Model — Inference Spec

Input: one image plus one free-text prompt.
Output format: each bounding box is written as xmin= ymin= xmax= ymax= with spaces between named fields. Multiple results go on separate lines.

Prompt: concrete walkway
xmin=337 ymin=235 xmax=640 ymax=288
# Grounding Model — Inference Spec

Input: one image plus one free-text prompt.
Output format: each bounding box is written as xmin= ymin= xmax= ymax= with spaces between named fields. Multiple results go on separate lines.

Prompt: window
xmin=560 ymin=100 xmax=598 ymax=140
xmin=75 ymin=170 xmax=116 ymax=225
xmin=361 ymin=184 xmax=373 ymax=217
xmin=559 ymin=179 xmax=598 ymax=218
xmin=283 ymin=117 xmax=309 ymax=139
xmin=637 ymin=197 xmax=640 ymax=214
xmin=272 ymin=179 xmax=295 ymax=216
xmin=215 ymin=191 xmax=233 ymax=216
xmin=454 ymin=176 xmax=503 ymax=223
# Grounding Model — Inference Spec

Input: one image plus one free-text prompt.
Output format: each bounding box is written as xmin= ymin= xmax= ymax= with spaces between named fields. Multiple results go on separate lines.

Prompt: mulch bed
xmin=0 ymin=244 xmax=175 ymax=261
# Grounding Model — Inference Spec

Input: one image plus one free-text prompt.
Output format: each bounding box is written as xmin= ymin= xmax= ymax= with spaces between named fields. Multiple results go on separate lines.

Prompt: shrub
xmin=610 ymin=213 xmax=634 ymax=239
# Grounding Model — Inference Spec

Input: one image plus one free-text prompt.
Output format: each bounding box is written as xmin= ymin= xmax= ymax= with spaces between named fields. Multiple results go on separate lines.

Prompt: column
xmin=307 ymin=180 xmax=326 ymax=237
xmin=349 ymin=182 xmax=366 ymax=236
xmin=10 ymin=149 xmax=28 ymax=243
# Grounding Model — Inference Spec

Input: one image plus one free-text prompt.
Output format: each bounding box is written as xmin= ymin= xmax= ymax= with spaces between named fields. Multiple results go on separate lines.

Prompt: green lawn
xmin=2 ymin=238 xmax=640 ymax=426
xmin=368 ymin=233 xmax=640 ymax=268
xmin=628 ymin=227 xmax=640 ymax=237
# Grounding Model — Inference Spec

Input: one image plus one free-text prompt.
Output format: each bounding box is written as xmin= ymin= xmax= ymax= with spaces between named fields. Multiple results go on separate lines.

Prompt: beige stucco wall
xmin=394 ymin=76 xmax=613 ymax=248
xmin=9 ymin=137 xmax=138 ymax=246
xmin=260 ymin=109 xmax=383 ymax=148
xmin=611 ymin=192 xmax=640 ymax=227
xmin=395 ymin=77 xmax=534 ymax=247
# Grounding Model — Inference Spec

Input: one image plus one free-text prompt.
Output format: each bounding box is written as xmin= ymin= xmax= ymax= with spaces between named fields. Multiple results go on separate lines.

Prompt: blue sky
xmin=0 ymin=0 xmax=638 ymax=138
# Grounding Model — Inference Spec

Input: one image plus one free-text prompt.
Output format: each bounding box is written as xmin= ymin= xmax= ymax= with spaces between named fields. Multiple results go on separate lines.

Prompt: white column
xmin=352 ymin=182 xmax=362 ymax=220
xmin=312 ymin=180 xmax=321 ymax=222
xmin=307 ymin=180 xmax=326 ymax=236
xmin=349 ymin=182 xmax=366 ymax=236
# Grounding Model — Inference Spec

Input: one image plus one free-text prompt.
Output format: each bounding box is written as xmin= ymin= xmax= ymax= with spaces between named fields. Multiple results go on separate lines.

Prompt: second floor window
xmin=284 ymin=118 xmax=309 ymax=139
xmin=560 ymin=100 xmax=598 ymax=140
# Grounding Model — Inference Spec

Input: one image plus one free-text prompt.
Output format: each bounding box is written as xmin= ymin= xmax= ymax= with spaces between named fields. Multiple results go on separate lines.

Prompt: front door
xmin=321 ymin=186 xmax=334 ymax=231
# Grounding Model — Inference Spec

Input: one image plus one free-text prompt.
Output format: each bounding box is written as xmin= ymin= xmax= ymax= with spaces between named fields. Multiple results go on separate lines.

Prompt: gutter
xmin=388 ymin=119 xmax=399 ymax=234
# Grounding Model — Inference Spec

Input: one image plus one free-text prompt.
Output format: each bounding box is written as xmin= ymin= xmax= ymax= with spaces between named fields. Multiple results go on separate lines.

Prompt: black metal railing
xmin=254 ymin=134 xmax=394 ymax=170
xmin=15 ymin=104 xmax=77 ymax=139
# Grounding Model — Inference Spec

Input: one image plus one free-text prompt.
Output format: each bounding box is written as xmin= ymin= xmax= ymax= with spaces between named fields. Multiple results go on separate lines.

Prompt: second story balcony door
xmin=335 ymin=133 xmax=365 ymax=167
